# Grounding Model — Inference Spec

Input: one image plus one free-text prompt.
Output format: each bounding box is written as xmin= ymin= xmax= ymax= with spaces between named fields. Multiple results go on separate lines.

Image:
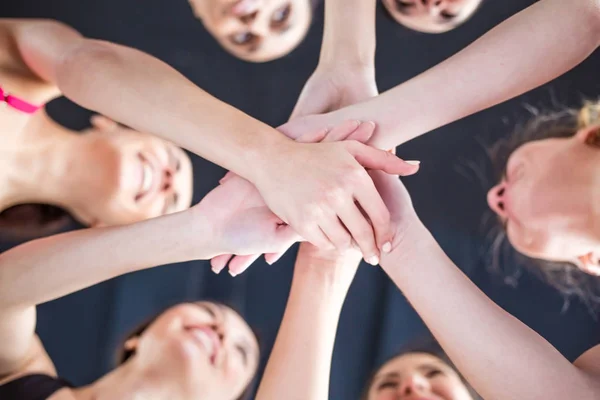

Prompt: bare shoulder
xmin=0 ymin=335 xmax=57 ymax=385
xmin=574 ymin=344 xmax=600 ymax=377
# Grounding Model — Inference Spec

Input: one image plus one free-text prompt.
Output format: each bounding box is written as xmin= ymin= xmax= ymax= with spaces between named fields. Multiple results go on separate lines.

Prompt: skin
xmin=0 ymin=20 xmax=193 ymax=227
xmin=188 ymin=0 xmax=312 ymax=62
xmin=367 ymin=170 xmax=600 ymax=400
xmin=0 ymin=167 xmax=313 ymax=399
xmin=12 ymin=19 xmax=419 ymax=264
xmin=381 ymin=0 xmax=482 ymax=34
xmin=487 ymin=124 xmax=600 ymax=274
xmin=367 ymin=353 xmax=473 ymax=400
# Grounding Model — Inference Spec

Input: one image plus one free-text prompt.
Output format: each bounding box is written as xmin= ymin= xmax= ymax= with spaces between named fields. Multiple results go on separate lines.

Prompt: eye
xmin=440 ymin=10 xmax=457 ymax=20
xmin=425 ymin=369 xmax=443 ymax=378
xmin=236 ymin=344 xmax=249 ymax=366
xmin=230 ymin=31 xmax=257 ymax=45
xmin=377 ymin=381 xmax=398 ymax=390
xmin=394 ymin=0 xmax=415 ymax=11
xmin=271 ymin=3 xmax=291 ymax=28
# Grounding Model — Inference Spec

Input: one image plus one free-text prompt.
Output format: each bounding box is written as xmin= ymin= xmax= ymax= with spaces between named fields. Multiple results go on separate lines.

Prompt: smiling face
xmin=124 ymin=302 xmax=259 ymax=400
xmin=68 ymin=119 xmax=193 ymax=227
xmin=189 ymin=0 xmax=312 ymax=62
xmin=366 ymin=353 xmax=473 ymax=400
xmin=381 ymin=0 xmax=482 ymax=33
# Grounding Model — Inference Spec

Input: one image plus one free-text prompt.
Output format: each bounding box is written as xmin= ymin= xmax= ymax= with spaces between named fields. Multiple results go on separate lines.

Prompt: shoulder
xmin=0 ymin=335 xmax=57 ymax=386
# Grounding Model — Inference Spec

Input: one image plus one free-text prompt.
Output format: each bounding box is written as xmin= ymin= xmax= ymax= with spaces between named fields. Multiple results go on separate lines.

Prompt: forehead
xmin=218 ymin=0 xmax=312 ymax=62
xmin=377 ymin=353 xmax=446 ymax=376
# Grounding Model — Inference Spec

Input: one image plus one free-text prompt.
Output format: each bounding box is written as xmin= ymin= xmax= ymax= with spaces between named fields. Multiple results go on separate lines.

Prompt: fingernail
xmin=211 ymin=266 xmax=222 ymax=275
xmin=366 ymin=255 xmax=379 ymax=266
xmin=406 ymin=160 xmax=421 ymax=165
xmin=367 ymin=121 xmax=376 ymax=129
xmin=353 ymin=120 xmax=361 ymax=129
xmin=382 ymin=242 xmax=392 ymax=253
xmin=229 ymin=270 xmax=237 ymax=277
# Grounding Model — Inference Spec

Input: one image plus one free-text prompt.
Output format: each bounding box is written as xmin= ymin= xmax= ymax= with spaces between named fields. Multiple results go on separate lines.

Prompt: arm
xmin=290 ymin=0 xmax=377 ymax=118
xmin=0 ymin=186 xmax=301 ymax=376
xmin=284 ymin=0 xmax=600 ymax=148
xmin=10 ymin=19 xmax=286 ymax=176
xmin=256 ymin=243 xmax=361 ymax=400
xmin=371 ymin=172 xmax=600 ymax=399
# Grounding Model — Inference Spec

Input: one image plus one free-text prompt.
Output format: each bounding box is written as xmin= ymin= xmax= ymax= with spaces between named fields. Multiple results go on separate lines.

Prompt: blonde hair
xmin=577 ymin=100 xmax=600 ymax=129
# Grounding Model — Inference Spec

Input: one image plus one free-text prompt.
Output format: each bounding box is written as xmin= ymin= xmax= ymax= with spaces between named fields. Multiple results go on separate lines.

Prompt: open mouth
xmin=186 ymin=326 xmax=221 ymax=365
xmin=136 ymin=153 xmax=155 ymax=202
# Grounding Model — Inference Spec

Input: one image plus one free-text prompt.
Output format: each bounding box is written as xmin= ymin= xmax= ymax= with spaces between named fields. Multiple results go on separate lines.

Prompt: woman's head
xmin=487 ymin=101 xmax=600 ymax=275
xmin=117 ymin=302 xmax=260 ymax=400
xmin=381 ymin=0 xmax=482 ymax=33
xmin=363 ymin=344 xmax=476 ymax=400
xmin=65 ymin=116 xmax=194 ymax=227
xmin=189 ymin=0 xmax=313 ymax=62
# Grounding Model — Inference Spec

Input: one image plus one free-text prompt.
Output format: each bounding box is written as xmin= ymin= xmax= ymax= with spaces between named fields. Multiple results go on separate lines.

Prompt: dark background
xmin=1 ymin=0 xmax=600 ymax=398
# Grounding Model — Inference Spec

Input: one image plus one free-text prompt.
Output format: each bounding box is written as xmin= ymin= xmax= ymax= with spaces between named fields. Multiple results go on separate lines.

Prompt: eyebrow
xmin=196 ymin=303 xmax=217 ymax=319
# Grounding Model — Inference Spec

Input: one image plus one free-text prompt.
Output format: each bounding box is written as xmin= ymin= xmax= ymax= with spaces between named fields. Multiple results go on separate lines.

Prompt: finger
xmin=264 ymin=251 xmax=285 ymax=265
xmin=211 ymin=254 xmax=233 ymax=274
xmin=347 ymin=142 xmax=421 ymax=176
xmin=297 ymin=223 xmax=336 ymax=250
xmin=296 ymin=127 xmax=329 ymax=144
xmin=354 ymin=178 xmax=395 ymax=255
xmin=219 ymin=171 xmax=236 ymax=185
xmin=90 ymin=114 xmax=118 ymax=131
xmin=345 ymin=121 xmax=376 ymax=144
xmin=337 ymin=202 xmax=381 ymax=265
xmin=228 ymin=254 xmax=261 ymax=277
xmin=319 ymin=213 xmax=354 ymax=251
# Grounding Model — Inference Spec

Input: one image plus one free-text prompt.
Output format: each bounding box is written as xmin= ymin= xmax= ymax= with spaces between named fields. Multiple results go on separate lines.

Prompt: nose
xmin=160 ymin=168 xmax=175 ymax=192
xmin=399 ymin=374 xmax=430 ymax=397
xmin=487 ymin=181 xmax=508 ymax=218
xmin=231 ymin=0 xmax=262 ymax=21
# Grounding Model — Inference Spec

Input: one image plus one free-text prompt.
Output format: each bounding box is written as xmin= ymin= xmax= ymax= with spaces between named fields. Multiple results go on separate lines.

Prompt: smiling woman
xmin=188 ymin=0 xmax=317 ymax=62
xmin=381 ymin=0 xmax=483 ymax=33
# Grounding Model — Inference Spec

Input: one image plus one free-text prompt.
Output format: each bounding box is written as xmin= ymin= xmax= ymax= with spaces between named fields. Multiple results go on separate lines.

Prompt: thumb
xmin=347 ymin=142 xmax=421 ymax=176
xmin=90 ymin=115 xmax=119 ymax=131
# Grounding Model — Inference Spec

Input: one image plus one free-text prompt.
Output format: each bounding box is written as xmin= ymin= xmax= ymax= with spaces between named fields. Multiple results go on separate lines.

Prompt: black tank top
xmin=0 ymin=374 xmax=73 ymax=400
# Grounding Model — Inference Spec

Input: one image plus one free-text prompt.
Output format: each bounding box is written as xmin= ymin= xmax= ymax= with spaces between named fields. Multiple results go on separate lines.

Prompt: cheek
xmin=432 ymin=378 xmax=472 ymax=400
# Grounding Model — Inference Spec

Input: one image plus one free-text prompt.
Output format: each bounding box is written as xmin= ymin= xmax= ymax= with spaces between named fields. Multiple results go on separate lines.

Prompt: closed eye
xmin=394 ymin=0 xmax=415 ymax=13
xmin=236 ymin=344 xmax=249 ymax=366
xmin=377 ymin=381 xmax=398 ymax=390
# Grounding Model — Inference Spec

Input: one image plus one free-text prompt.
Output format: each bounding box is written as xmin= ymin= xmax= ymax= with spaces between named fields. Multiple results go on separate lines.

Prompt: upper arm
xmin=0 ymin=306 xmax=55 ymax=381
xmin=574 ymin=344 xmax=600 ymax=377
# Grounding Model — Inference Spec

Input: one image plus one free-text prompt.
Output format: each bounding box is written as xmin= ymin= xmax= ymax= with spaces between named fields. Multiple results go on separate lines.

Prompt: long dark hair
xmin=116 ymin=302 xmax=260 ymax=400
xmin=360 ymin=337 xmax=481 ymax=400
xmin=0 ymin=204 xmax=73 ymax=240
xmin=486 ymin=100 xmax=600 ymax=312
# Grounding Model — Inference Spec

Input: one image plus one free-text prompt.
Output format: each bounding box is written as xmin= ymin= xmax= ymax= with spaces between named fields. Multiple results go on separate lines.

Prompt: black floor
xmin=1 ymin=0 xmax=600 ymax=398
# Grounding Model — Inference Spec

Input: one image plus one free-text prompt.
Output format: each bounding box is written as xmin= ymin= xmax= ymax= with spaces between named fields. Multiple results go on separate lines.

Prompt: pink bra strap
xmin=0 ymin=86 xmax=42 ymax=114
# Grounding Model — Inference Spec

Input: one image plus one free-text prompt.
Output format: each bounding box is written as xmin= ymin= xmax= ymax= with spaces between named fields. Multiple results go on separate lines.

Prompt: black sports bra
xmin=0 ymin=374 xmax=73 ymax=400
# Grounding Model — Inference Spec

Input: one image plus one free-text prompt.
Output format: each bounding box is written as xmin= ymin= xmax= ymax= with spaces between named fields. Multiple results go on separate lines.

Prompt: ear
xmin=90 ymin=115 xmax=119 ymax=132
xmin=575 ymin=252 xmax=600 ymax=276
xmin=575 ymin=124 xmax=600 ymax=146
xmin=124 ymin=336 xmax=140 ymax=352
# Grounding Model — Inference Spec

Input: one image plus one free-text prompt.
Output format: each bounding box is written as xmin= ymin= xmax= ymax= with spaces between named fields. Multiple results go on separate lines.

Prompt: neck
xmin=73 ymin=359 xmax=172 ymax=400
xmin=1 ymin=110 xmax=88 ymax=211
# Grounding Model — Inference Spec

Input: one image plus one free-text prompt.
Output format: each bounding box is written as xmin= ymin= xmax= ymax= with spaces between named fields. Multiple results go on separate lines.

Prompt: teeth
xmin=141 ymin=162 xmax=153 ymax=194
xmin=190 ymin=329 xmax=215 ymax=357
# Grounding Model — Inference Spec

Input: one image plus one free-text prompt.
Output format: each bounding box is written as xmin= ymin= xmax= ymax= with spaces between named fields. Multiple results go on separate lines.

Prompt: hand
xmin=212 ymin=120 xmax=383 ymax=276
xmin=253 ymin=138 xmax=419 ymax=265
xmin=290 ymin=65 xmax=378 ymax=119
xmin=368 ymin=170 xmax=421 ymax=253
xmin=191 ymin=175 xmax=300 ymax=269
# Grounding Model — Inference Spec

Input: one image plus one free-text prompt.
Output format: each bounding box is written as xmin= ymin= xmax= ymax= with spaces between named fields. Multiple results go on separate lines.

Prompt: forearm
xmin=319 ymin=0 xmax=376 ymax=68
xmin=380 ymin=223 xmax=600 ymax=399
xmin=0 ymin=209 xmax=213 ymax=309
xmin=16 ymin=21 xmax=287 ymax=179
xmin=335 ymin=0 xmax=600 ymax=149
xmin=256 ymin=249 xmax=360 ymax=400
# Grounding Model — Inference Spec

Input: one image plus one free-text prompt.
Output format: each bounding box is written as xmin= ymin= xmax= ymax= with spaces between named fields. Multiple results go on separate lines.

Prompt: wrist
xmin=380 ymin=217 xmax=436 ymax=271
xmin=178 ymin=205 xmax=220 ymax=260
xmin=294 ymin=248 xmax=361 ymax=293
xmin=241 ymin=127 xmax=295 ymax=185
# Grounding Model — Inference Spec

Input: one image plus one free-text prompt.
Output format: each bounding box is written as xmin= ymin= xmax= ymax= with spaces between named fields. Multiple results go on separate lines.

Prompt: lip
xmin=186 ymin=326 xmax=221 ymax=365
xmin=135 ymin=152 xmax=163 ymax=202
